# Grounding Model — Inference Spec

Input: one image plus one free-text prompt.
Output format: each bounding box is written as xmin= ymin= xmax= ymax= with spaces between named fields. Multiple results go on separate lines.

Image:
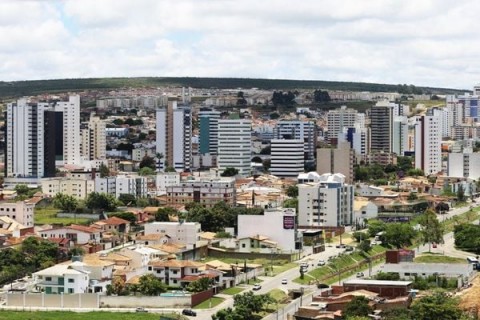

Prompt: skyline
xmin=1 ymin=0 xmax=479 ymax=89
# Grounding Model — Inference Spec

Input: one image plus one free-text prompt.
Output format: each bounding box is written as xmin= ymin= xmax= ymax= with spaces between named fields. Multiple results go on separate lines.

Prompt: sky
xmin=0 ymin=0 xmax=479 ymax=89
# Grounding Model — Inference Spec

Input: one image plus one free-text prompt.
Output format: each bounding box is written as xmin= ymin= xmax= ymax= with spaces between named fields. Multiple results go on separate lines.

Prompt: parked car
xmin=252 ymin=284 xmax=262 ymax=291
xmin=317 ymin=260 xmax=326 ymax=266
xmin=281 ymin=278 xmax=288 ymax=284
xmin=356 ymin=272 xmax=364 ymax=278
xmin=345 ymin=246 xmax=354 ymax=252
xmin=182 ymin=309 xmax=197 ymax=317
xmin=135 ymin=307 xmax=148 ymax=313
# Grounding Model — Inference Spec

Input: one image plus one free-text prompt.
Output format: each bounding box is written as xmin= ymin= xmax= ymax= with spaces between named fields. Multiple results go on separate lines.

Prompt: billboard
xmin=283 ymin=215 xmax=295 ymax=230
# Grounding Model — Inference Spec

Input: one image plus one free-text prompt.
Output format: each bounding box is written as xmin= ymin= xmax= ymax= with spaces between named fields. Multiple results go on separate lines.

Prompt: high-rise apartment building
xmin=370 ymin=101 xmax=394 ymax=153
xmin=156 ymin=101 xmax=192 ymax=172
xmin=316 ymin=142 xmax=354 ymax=184
xmin=274 ymin=120 xmax=316 ymax=160
xmin=392 ymin=116 xmax=408 ymax=156
xmin=298 ymin=173 xmax=354 ymax=227
xmin=53 ymin=95 xmax=81 ymax=165
xmin=217 ymin=119 xmax=252 ymax=177
xmin=5 ymin=99 xmax=47 ymax=179
xmin=415 ymin=115 xmax=441 ymax=175
xmin=198 ymin=108 xmax=220 ymax=155
xmin=81 ymin=115 xmax=106 ymax=161
xmin=270 ymin=139 xmax=304 ymax=178
xmin=327 ymin=106 xmax=363 ymax=141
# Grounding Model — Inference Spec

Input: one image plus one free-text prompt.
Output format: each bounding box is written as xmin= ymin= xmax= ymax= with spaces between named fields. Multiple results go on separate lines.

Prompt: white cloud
xmin=0 ymin=0 xmax=478 ymax=88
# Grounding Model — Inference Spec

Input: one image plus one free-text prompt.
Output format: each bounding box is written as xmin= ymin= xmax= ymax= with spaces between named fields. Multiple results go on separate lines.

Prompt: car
xmin=182 ymin=309 xmax=197 ymax=317
xmin=317 ymin=260 xmax=326 ymax=266
xmin=252 ymin=284 xmax=262 ymax=291
xmin=135 ymin=307 xmax=148 ymax=313
xmin=356 ymin=272 xmax=364 ymax=278
xmin=281 ymin=278 xmax=288 ymax=284
xmin=345 ymin=246 xmax=354 ymax=252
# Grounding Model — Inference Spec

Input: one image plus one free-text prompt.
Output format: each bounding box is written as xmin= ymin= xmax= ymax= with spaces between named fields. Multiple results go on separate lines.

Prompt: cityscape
xmin=1 ymin=1 xmax=480 ymax=320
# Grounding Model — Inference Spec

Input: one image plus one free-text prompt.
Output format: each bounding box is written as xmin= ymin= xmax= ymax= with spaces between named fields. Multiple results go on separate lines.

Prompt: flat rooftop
xmin=343 ymin=279 xmax=413 ymax=286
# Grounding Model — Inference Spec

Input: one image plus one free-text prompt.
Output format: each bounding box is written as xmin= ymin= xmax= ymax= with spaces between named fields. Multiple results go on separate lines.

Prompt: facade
xmin=198 ymin=108 xmax=221 ymax=155
xmin=81 ymin=115 xmax=106 ymax=161
xmin=392 ymin=116 xmax=408 ymax=156
xmin=351 ymin=126 xmax=369 ymax=162
xmin=39 ymin=225 xmax=101 ymax=245
xmin=33 ymin=262 xmax=90 ymax=294
xmin=41 ymin=177 xmax=95 ymax=199
xmin=316 ymin=142 xmax=354 ymax=184
xmin=53 ymin=95 xmax=81 ymax=165
xmin=217 ymin=119 xmax=252 ymax=177
xmin=156 ymin=101 xmax=192 ymax=171
xmin=237 ymin=208 xmax=299 ymax=252
xmin=147 ymin=260 xmax=204 ymax=287
xmin=298 ymin=173 xmax=354 ymax=227
xmin=270 ymin=139 xmax=305 ymax=178
xmin=370 ymin=101 xmax=394 ymax=153
xmin=0 ymin=201 xmax=35 ymax=227
xmin=165 ymin=178 xmax=236 ymax=208
xmin=448 ymin=152 xmax=480 ymax=179
xmin=5 ymin=98 xmax=47 ymax=179
xmin=94 ymin=175 xmax=147 ymax=199
xmin=326 ymin=106 xmax=360 ymax=141
xmin=144 ymin=221 xmax=201 ymax=246
xmin=156 ymin=172 xmax=181 ymax=195
xmin=415 ymin=115 xmax=441 ymax=175
xmin=274 ymin=120 xmax=316 ymax=160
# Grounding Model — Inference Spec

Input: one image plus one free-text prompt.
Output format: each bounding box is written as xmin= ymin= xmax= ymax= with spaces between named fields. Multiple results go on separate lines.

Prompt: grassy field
xmin=193 ymin=296 xmax=224 ymax=309
xmin=0 ymin=311 xmax=185 ymax=320
xmin=34 ymin=208 xmax=91 ymax=225
xmin=414 ymin=253 xmax=466 ymax=264
xmin=221 ymin=287 xmax=245 ymax=295
xmin=268 ymin=289 xmax=288 ymax=303
xmin=442 ymin=208 xmax=480 ymax=233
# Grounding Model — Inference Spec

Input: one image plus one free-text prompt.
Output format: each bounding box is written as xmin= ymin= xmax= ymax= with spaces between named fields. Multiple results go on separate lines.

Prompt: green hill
xmin=0 ymin=77 xmax=467 ymax=99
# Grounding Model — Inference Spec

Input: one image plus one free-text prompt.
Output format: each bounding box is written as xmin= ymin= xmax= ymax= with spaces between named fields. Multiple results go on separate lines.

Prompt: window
xmin=68 ymin=278 xmax=74 ymax=283
xmin=68 ymin=288 xmax=74 ymax=293
xmin=45 ymin=277 xmax=52 ymax=281
xmin=172 ymin=270 xmax=178 ymax=275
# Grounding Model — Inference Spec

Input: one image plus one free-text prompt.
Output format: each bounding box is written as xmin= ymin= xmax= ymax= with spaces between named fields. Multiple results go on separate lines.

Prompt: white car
xmin=252 ymin=284 xmax=262 ymax=291
xmin=281 ymin=278 xmax=288 ymax=285
xmin=317 ymin=260 xmax=326 ymax=266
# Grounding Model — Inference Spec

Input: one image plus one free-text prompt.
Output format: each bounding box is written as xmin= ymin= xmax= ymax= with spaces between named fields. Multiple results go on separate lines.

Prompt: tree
xmin=383 ymin=223 xmax=416 ymax=248
xmin=137 ymin=274 xmax=167 ymax=296
xmin=407 ymin=192 xmax=418 ymax=201
xmin=98 ymin=163 xmax=110 ymax=178
xmin=155 ymin=207 xmax=177 ymax=222
xmin=215 ymin=231 xmax=232 ymax=238
xmin=85 ymin=192 xmax=118 ymax=212
xmin=139 ymin=155 xmax=156 ymax=170
xmin=367 ymin=220 xmax=386 ymax=237
xmin=357 ymin=240 xmax=372 ymax=253
xmin=187 ymin=277 xmax=211 ymax=292
xmin=411 ymin=291 xmax=464 ymax=320
xmin=138 ymin=166 xmax=155 ymax=176
xmin=53 ymin=193 xmax=78 ymax=212
xmin=270 ymin=112 xmax=280 ymax=119
xmin=221 ymin=167 xmax=239 ymax=177
xmin=106 ymin=276 xmax=129 ymax=296
xmin=313 ymin=90 xmax=331 ymax=103
xmin=233 ymin=291 xmax=274 ymax=316
xmin=457 ymin=184 xmax=466 ymax=202
xmin=251 ymin=156 xmax=263 ymax=163
xmin=352 ymin=231 xmax=368 ymax=242
xmin=283 ymin=198 xmax=298 ymax=210
xmin=454 ymin=224 xmax=480 ymax=253
xmin=14 ymin=184 xmax=30 ymax=196
xmin=343 ymin=296 xmax=373 ymax=318
xmin=236 ymin=91 xmax=247 ymax=106
xmin=435 ymin=202 xmax=449 ymax=213
xmin=286 ymin=185 xmax=298 ymax=198
xmin=68 ymin=247 xmax=85 ymax=259
xmin=382 ymin=307 xmax=413 ymax=320
xmin=407 ymin=168 xmax=424 ymax=177
xmin=418 ymin=209 xmax=444 ymax=251
xmin=118 ymin=193 xmax=136 ymax=206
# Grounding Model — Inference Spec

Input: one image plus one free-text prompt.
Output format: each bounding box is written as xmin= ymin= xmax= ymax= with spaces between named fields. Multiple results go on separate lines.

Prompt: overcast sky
xmin=1 ymin=0 xmax=478 ymax=89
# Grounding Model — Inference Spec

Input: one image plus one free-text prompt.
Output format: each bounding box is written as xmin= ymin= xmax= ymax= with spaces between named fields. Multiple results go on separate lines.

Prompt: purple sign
xmin=283 ymin=216 xmax=295 ymax=230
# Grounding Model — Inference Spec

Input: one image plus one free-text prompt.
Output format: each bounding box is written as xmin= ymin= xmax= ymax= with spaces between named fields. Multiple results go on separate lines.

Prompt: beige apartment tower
xmin=316 ymin=141 xmax=354 ymax=184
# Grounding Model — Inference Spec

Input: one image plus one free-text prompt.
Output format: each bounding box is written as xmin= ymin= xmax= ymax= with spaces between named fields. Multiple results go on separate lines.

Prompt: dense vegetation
xmin=0 ymin=77 xmax=466 ymax=99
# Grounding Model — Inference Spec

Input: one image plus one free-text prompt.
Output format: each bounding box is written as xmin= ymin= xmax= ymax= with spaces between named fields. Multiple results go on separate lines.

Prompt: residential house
xmin=148 ymin=259 xmax=204 ymax=287
xmin=38 ymin=225 xmax=101 ymax=246
xmin=33 ymin=262 xmax=90 ymax=294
